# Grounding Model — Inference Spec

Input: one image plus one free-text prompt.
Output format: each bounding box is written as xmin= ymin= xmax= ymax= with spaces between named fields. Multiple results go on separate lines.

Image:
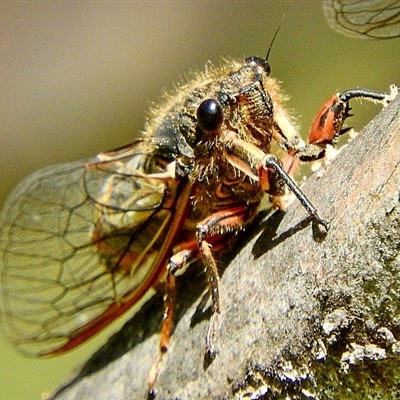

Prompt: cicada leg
xmin=284 ymin=85 xmax=398 ymax=181
xmin=196 ymin=206 xmax=253 ymax=356
xmin=271 ymin=86 xmax=398 ymax=181
xmin=148 ymin=248 xmax=194 ymax=397
xmin=260 ymin=154 xmax=329 ymax=230
xmin=308 ymin=86 xmax=398 ymax=147
xmin=223 ymin=136 xmax=329 ymax=229
xmin=148 ymin=205 xmax=250 ymax=396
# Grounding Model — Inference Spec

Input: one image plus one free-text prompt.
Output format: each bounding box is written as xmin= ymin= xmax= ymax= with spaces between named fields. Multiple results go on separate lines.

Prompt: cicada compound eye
xmin=245 ymin=56 xmax=271 ymax=75
xmin=197 ymin=99 xmax=224 ymax=132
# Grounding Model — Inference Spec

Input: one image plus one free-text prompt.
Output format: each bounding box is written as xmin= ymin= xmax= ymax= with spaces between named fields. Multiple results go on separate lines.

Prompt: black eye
xmin=197 ymin=99 xmax=223 ymax=132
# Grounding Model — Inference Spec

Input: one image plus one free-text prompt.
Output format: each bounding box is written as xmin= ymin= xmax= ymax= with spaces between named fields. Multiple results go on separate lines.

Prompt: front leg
xmin=276 ymin=86 xmax=398 ymax=176
xmin=222 ymin=136 xmax=329 ymax=229
xmin=260 ymin=154 xmax=329 ymax=229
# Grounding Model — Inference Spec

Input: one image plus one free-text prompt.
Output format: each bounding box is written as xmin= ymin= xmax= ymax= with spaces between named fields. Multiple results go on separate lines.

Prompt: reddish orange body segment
xmin=309 ymin=95 xmax=341 ymax=145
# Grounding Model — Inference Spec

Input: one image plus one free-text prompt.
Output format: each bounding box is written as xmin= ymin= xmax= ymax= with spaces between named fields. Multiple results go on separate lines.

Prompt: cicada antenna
xmin=245 ymin=17 xmax=284 ymax=73
xmin=264 ymin=16 xmax=285 ymax=69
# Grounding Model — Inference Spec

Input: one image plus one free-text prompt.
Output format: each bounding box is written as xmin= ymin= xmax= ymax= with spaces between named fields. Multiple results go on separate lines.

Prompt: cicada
xmin=0 ymin=48 xmax=397 ymax=397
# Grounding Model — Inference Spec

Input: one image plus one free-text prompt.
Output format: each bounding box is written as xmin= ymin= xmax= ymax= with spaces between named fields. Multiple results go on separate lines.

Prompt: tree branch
xmin=51 ymin=95 xmax=400 ymax=400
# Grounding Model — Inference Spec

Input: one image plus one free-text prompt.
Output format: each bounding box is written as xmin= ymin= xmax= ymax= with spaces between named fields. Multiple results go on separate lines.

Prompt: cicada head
xmin=149 ymin=55 xmax=303 ymax=183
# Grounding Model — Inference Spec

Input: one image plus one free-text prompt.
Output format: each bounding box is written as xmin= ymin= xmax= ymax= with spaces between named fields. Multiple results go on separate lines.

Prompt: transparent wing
xmin=0 ymin=141 xmax=183 ymax=356
xmin=323 ymin=0 xmax=400 ymax=39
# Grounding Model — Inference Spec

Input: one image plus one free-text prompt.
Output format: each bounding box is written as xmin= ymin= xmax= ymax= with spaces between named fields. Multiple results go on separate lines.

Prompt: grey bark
xmin=50 ymin=95 xmax=400 ymax=400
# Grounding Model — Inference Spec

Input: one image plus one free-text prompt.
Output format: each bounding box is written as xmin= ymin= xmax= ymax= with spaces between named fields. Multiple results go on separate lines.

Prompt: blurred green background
xmin=0 ymin=2 xmax=399 ymax=399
